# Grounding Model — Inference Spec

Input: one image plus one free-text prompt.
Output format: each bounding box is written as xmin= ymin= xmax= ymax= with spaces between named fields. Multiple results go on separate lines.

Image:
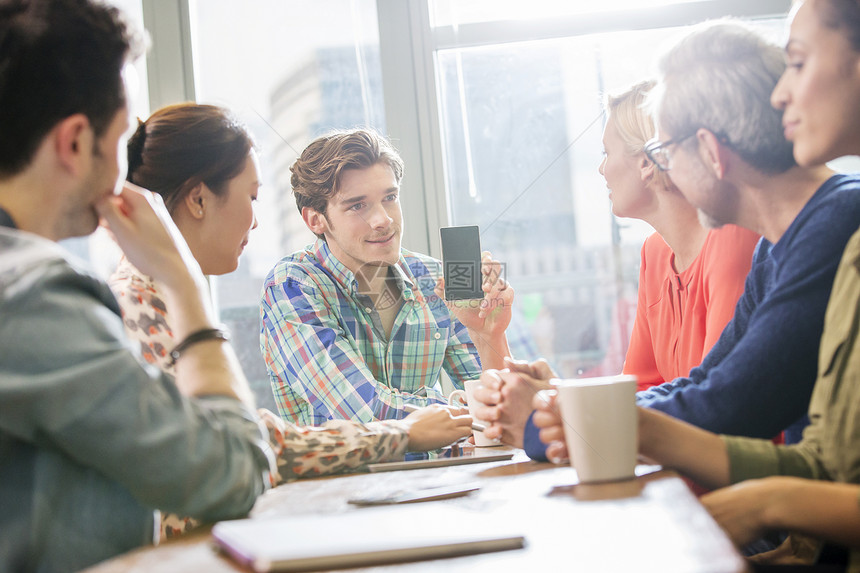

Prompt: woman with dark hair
xmin=112 ymin=104 xmax=261 ymax=369
xmin=125 ymin=103 xmax=259 ymax=277
xmin=109 ymin=103 xmax=472 ymax=539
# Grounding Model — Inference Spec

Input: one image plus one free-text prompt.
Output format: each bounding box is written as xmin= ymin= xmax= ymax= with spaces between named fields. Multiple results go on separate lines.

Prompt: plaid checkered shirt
xmin=260 ymin=239 xmax=482 ymax=425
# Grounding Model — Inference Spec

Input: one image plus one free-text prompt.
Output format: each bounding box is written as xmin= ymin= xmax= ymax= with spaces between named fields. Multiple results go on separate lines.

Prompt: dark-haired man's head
xmin=0 ymin=0 xmax=144 ymax=238
xmin=0 ymin=0 xmax=145 ymax=177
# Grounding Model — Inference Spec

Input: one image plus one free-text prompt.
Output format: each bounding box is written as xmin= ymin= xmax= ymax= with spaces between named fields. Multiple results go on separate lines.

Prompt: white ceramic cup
xmin=554 ymin=375 xmax=637 ymax=483
xmin=448 ymin=380 xmax=497 ymax=447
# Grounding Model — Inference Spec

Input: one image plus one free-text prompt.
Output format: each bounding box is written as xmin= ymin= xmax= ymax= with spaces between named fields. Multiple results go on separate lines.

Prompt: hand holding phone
xmin=440 ymin=225 xmax=483 ymax=300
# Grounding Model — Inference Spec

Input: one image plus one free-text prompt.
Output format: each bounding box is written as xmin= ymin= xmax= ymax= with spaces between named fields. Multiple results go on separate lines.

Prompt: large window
xmin=151 ymin=0 xmax=793 ymax=392
xmin=60 ymin=0 xmax=859 ymax=404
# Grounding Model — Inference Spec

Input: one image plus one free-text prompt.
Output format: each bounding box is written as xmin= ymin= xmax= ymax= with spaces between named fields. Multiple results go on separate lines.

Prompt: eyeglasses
xmin=643 ymin=132 xmax=698 ymax=172
xmin=644 ymin=129 xmax=733 ymax=172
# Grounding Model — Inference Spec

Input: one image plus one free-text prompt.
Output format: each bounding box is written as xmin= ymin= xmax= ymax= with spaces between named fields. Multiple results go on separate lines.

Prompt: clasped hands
xmin=470 ymin=357 xmax=557 ymax=448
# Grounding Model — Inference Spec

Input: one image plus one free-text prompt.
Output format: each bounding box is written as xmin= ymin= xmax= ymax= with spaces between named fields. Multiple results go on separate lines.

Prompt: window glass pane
xmin=435 ymin=19 xmax=785 ymax=377
xmin=190 ymin=0 xmax=385 ymax=406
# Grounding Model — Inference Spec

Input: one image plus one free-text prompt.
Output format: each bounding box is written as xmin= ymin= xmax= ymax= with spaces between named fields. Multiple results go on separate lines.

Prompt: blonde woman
xmin=600 ymin=80 xmax=759 ymax=392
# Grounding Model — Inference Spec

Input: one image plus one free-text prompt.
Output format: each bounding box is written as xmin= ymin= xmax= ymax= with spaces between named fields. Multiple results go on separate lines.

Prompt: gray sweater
xmin=0 ymin=226 xmax=273 ymax=572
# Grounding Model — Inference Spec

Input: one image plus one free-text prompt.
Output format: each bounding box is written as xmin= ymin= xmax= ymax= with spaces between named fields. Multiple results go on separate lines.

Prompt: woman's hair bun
xmin=126 ymin=118 xmax=147 ymax=180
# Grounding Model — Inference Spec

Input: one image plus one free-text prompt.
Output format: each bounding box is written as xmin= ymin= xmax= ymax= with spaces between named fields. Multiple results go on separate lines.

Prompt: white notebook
xmin=212 ymin=505 xmax=526 ymax=572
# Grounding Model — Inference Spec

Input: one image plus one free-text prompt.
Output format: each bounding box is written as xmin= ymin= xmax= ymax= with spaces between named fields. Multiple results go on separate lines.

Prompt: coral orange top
xmin=623 ymin=225 xmax=760 ymax=392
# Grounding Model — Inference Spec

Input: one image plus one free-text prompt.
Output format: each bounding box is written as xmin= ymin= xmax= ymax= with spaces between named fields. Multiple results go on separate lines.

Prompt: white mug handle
xmin=447 ymin=389 xmax=468 ymax=407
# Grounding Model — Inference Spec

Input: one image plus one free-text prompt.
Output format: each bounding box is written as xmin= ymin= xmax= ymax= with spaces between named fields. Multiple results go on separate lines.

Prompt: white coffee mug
xmin=554 ymin=375 xmax=637 ymax=483
xmin=448 ymin=380 xmax=497 ymax=447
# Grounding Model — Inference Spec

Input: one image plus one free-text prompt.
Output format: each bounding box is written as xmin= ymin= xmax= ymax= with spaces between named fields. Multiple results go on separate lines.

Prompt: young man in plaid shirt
xmin=261 ymin=129 xmax=514 ymax=425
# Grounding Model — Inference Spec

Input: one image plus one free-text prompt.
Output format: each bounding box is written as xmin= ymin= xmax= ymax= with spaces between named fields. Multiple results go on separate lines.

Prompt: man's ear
xmin=696 ymin=128 xmax=729 ymax=179
xmin=302 ymin=206 xmax=328 ymax=236
xmin=183 ymin=182 xmax=207 ymax=219
xmin=54 ymin=114 xmax=91 ymax=176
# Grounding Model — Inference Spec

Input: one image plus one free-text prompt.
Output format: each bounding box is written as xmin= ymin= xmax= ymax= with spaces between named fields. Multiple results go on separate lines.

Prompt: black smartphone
xmin=440 ymin=225 xmax=483 ymax=300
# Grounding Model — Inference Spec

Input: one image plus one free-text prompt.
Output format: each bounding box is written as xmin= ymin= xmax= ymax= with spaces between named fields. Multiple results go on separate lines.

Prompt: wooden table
xmin=84 ymin=448 xmax=747 ymax=572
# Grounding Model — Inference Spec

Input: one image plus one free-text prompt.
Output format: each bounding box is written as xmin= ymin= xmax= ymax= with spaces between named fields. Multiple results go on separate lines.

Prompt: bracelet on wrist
xmin=167 ymin=326 xmax=230 ymax=367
